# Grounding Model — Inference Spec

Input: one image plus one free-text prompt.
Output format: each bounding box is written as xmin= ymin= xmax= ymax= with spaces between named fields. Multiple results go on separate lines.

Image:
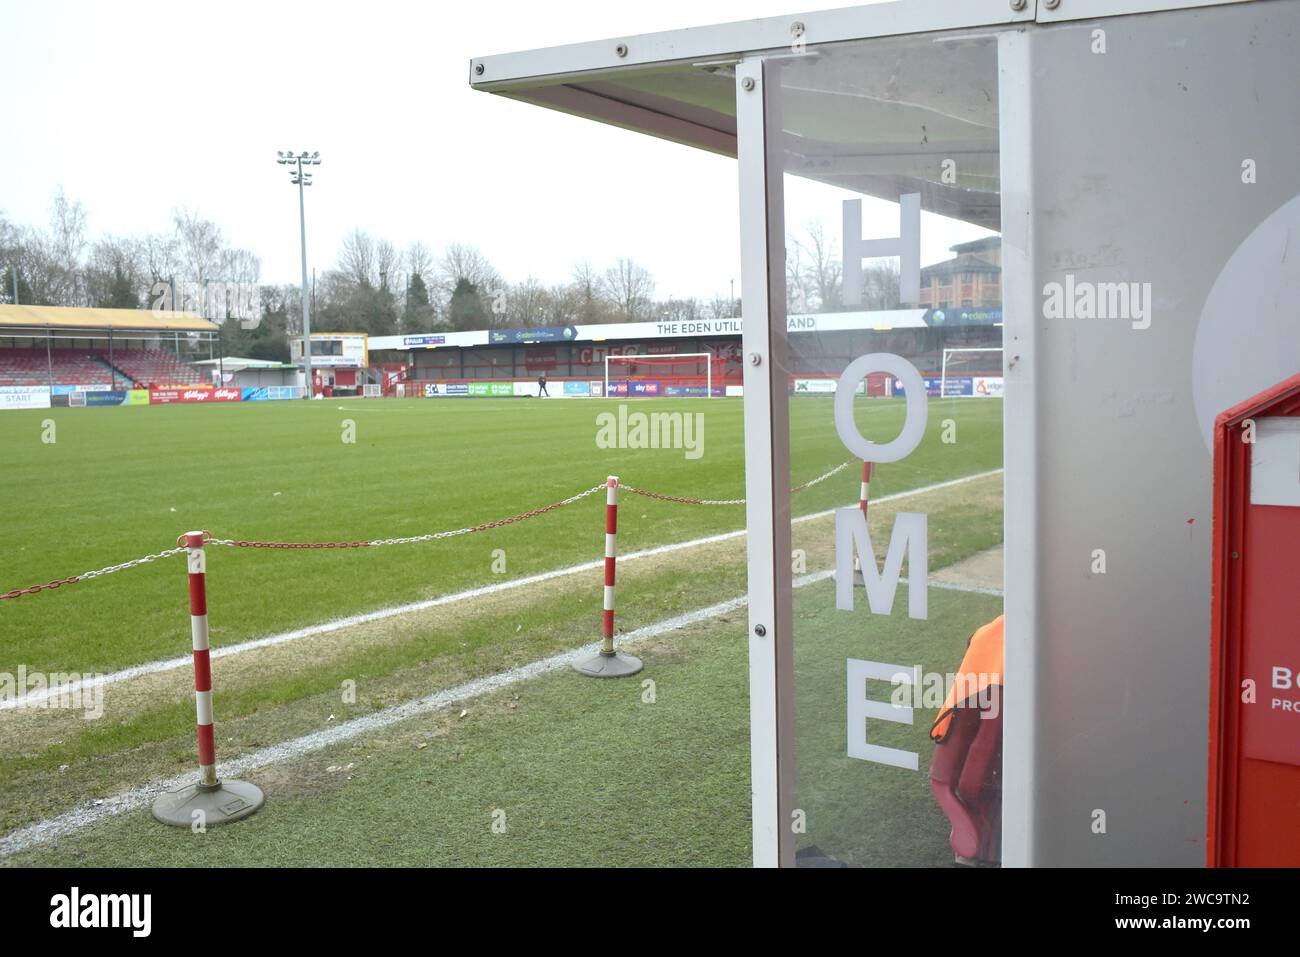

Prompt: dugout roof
xmin=0 ymin=304 xmax=217 ymax=333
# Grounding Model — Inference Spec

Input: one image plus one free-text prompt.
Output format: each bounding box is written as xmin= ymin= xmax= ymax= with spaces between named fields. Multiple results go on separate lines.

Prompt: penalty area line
xmin=0 ymin=468 xmax=1004 ymax=711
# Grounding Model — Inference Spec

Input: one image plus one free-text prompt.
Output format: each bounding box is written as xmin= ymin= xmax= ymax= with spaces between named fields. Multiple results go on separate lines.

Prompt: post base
xmin=573 ymin=649 xmax=643 ymax=678
xmin=152 ymin=778 xmax=265 ymax=828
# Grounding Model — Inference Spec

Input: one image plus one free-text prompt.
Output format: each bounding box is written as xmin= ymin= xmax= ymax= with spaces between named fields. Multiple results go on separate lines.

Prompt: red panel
xmin=1208 ymin=372 xmax=1300 ymax=867
xmin=1240 ymin=504 xmax=1300 ymax=765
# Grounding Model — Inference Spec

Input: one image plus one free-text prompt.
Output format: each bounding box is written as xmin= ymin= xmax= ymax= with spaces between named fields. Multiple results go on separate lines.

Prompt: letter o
xmin=834 ymin=353 xmax=928 ymax=463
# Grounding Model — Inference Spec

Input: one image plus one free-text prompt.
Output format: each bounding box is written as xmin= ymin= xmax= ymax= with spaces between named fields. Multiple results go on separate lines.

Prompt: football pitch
xmin=0 ymin=396 xmax=1003 ymax=866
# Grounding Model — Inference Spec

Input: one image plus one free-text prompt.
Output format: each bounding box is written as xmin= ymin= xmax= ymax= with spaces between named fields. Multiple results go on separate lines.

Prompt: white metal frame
xmin=603 ymin=351 xmax=715 ymax=398
xmin=471 ymin=1 xmax=1032 ymax=89
xmin=997 ymin=27 xmax=1036 ymax=869
xmin=940 ymin=347 xmax=1004 ymax=398
xmin=736 ymin=58 xmax=795 ymax=868
xmin=362 ymin=383 xmax=381 ymax=398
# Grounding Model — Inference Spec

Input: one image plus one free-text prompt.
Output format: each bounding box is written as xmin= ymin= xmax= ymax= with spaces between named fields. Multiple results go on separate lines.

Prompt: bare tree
xmin=438 ymin=242 xmax=501 ymax=299
xmin=85 ymin=236 xmax=146 ymax=308
xmin=339 ymin=229 xmax=377 ymax=287
xmin=571 ymin=261 xmax=606 ymax=324
xmin=599 ymin=258 xmax=655 ymax=321
xmin=660 ymin=297 xmax=701 ymax=323
xmin=172 ymin=208 xmax=224 ymax=288
xmin=706 ymin=294 xmax=736 ymax=320
xmin=403 ymin=242 xmax=434 ymax=286
xmin=798 ymin=220 xmax=842 ymax=311
xmin=49 ymin=187 xmax=88 ymax=303
xmin=375 ymin=239 xmax=400 ymax=294
xmin=504 ymin=276 xmax=548 ymax=327
xmin=785 ymin=242 xmax=811 ymax=315
xmin=542 ymin=283 xmax=580 ymax=326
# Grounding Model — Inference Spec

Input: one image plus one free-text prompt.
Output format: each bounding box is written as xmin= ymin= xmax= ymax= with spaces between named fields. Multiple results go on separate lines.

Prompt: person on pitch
xmin=538 ymin=373 xmax=549 ymax=397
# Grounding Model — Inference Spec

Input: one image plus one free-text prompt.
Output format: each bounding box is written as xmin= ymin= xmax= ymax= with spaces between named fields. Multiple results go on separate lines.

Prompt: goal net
xmin=68 ymin=392 xmax=87 ymax=407
xmin=940 ymin=347 xmax=1004 ymax=398
xmin=604 ymin=352 xmax=723 ymax=398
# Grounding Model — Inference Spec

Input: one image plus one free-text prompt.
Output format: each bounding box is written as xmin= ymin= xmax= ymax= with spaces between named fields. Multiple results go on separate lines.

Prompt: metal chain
xmin=621 ymin=458 xmax=856 ymax=506
xmin=2 ymin=460 xmax=858 ymax=601
xmin=209 ymin=485 xmax=607 ymax=550
xmin=0 ymin=546 xmax=186 ymax=601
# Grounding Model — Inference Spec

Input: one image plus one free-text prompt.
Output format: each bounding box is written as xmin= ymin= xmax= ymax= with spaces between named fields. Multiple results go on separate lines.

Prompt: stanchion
xmin=853 ymin=460 xmax=873 ymax=586
xmin=574 ymin=477 xmax=643 ymax=678
xmin=153 ymin=531 xmax=265 ymax=827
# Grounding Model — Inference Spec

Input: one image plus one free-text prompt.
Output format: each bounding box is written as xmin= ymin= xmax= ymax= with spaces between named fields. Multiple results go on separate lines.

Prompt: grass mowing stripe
xmin=0 ymin=571 xmax=838 ymax=860
xmin=0 ymin=398 xmax=1002 ymax=675
xmin=2 ymin=467 xmax=1003 ymax=711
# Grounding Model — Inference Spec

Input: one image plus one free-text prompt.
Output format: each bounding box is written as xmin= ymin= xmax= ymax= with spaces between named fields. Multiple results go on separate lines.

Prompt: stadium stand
xmin=106 ymin=348 xmax=204 ymax=386
xmin=0 ymin=348 xmax=116 ymax=388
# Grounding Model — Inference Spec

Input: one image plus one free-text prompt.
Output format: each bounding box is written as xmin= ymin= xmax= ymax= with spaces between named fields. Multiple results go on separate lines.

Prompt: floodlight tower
xmin=276 ymin=150 xmax=320 ymax=397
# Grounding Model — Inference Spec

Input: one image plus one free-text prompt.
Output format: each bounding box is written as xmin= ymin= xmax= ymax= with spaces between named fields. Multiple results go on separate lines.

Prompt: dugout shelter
xmin=472 ymin=0 xmax=1300 ymax=866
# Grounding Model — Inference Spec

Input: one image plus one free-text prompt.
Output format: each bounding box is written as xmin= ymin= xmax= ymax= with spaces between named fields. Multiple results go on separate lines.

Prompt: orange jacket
xmin=930 ymin=614 xmax=1004 ymax=742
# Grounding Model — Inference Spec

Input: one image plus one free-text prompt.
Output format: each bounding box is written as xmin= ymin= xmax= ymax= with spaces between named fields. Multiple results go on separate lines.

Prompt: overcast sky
xmin=1 ymin=0 xmax=994 ymax=303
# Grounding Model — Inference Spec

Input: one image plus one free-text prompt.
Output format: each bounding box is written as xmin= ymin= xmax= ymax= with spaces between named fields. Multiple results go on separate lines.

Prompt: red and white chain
xmin=0 ymin=545 xmax=187 ymax=601
xmin=621 ymin=457 xmax=856 ymax=506
xmin=1 ymin=460 xmax=858 ymax=600
xmin=207 ymin=485 xmax=606 ymax=550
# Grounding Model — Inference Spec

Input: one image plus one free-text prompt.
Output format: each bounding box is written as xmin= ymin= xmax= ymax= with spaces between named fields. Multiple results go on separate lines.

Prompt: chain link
xmin=208 ymin=485 xmax=607 ymax=550
xmin=2 ymin=461 xmax=857 ymax=601
xmin=0 ymin=546 xmax=186 ymax=601
xmin=621 ymin=458 xmax=856 ymax=506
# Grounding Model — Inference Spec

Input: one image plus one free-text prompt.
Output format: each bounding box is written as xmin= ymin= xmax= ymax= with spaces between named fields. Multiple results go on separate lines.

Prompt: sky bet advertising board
xmin=607 ymin=381 xmax=662 ymax=397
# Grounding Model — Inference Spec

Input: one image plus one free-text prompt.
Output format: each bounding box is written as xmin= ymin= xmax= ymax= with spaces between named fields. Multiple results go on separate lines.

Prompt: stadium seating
xmin=106 ymin=349 xmax=204 ymax=386
xmin=0 ymin=348 xmax=116 ymax=388
xmin=0 ymin=346 xmax=204 ymax=388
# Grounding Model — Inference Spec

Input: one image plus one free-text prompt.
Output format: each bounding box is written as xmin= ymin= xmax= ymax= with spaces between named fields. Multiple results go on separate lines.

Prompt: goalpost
xmin=940 ymin=347 xmax=1004 ymax=398
xmin=604 ymin=352 xmax=719 ymax=398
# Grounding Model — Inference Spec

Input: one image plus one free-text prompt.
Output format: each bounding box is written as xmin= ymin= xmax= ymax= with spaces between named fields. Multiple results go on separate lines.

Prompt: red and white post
xmin=152 ymin=531 xmax=265 ymax=827
xmin=853 ymin=461 xmax=874 ymax=582
xmin=603 ymin=475 xmax=618 ymax=654
xmin=575 ymin=477 xmax=643 ymax=678
xmin=187 ymin=531 xmax=218 ymax=788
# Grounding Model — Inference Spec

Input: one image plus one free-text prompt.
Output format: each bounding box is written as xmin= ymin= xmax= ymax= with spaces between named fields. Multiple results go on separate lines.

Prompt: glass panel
xmin=768 ymin=31 xmax=1006 ymax=867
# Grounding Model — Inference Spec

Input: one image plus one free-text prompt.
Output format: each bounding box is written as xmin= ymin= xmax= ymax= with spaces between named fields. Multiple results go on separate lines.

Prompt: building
xmin=919 ymin=237 xmax=1002 ymax=310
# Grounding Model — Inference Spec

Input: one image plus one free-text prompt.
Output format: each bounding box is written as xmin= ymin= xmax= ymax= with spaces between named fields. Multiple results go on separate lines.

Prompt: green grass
xmin=5 ymin=583 xmax=999 ymax=868
xmin=0 ymin=396 xmax=1001 ymax=676
xmin=0 ymin=394 xmax=1003 ymax=866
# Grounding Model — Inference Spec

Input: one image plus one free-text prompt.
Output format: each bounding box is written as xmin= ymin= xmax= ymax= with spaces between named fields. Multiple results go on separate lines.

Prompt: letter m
xmin=835 ymin=507 xmax=927 ymax=619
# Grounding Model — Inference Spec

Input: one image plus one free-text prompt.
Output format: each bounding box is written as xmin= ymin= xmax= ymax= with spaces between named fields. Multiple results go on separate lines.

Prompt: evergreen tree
xmin=448 ymin=278 xmax=486 ymax=331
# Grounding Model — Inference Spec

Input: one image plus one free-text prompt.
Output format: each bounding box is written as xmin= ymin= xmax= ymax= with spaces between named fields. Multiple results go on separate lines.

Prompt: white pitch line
xmin=0 ymin=468 xmax=1003 ymax=711
xmin=0 ymin=570 xmax=837 ymax=860
xmin=0 ymin=558 xmax=1007 ymax=858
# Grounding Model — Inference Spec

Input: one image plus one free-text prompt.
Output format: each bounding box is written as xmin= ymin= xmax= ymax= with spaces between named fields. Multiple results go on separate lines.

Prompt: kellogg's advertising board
xmin=150 ymin=387 xmax=242 ymax=405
